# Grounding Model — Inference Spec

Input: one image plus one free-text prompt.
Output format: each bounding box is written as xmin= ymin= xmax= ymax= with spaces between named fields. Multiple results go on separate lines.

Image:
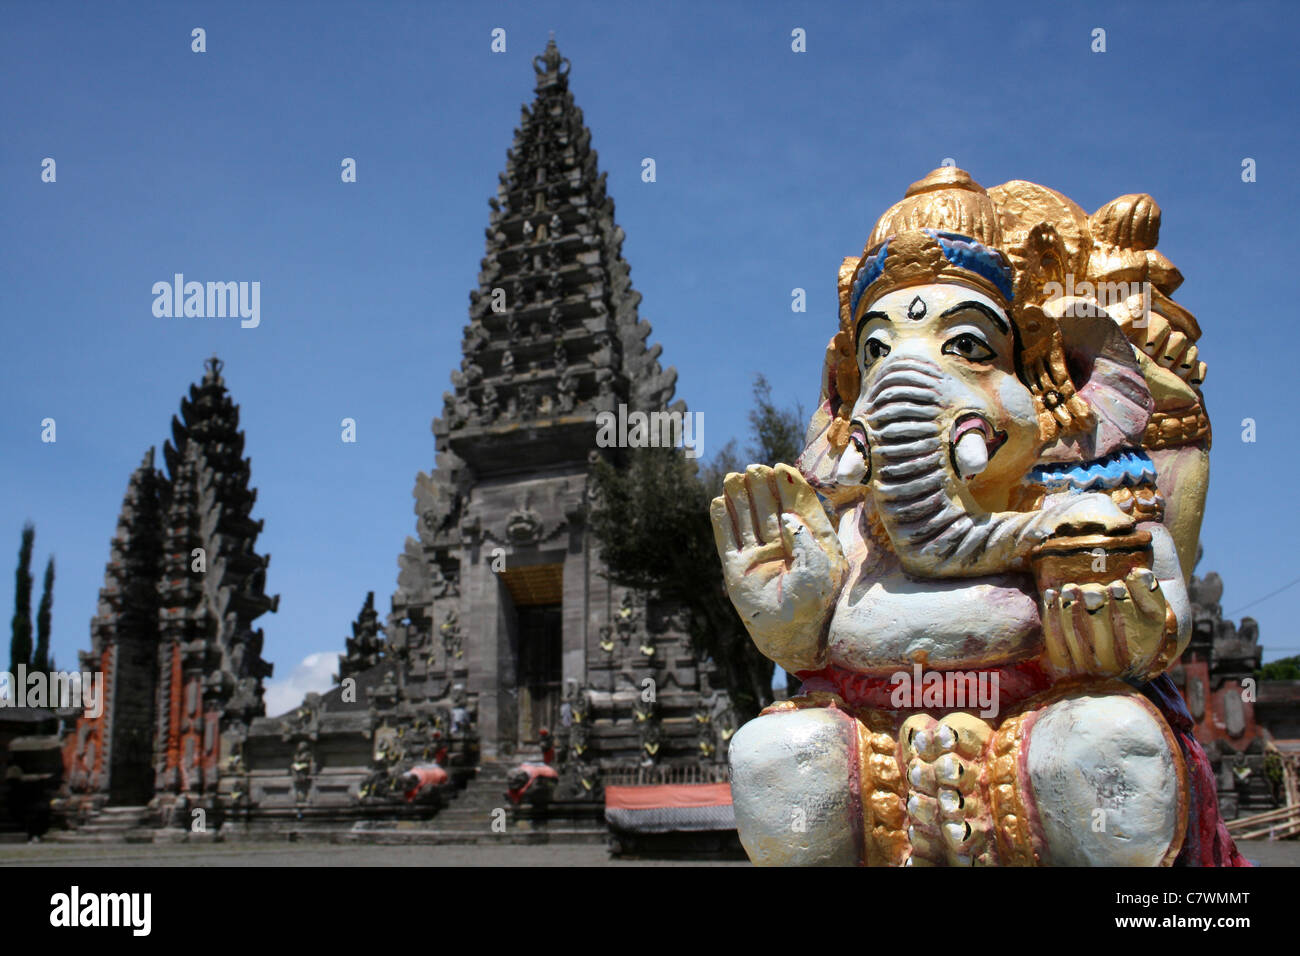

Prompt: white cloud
xmin=262 ymin=651 xmax=338 ymax=717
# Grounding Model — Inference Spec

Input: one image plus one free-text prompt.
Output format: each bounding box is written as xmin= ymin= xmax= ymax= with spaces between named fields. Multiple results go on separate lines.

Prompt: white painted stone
xmin=1026 ymin=693 xmax=1181 ymax=866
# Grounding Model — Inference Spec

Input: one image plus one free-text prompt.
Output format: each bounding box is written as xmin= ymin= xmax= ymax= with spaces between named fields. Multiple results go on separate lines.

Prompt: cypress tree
xmin=34 ymin=557 xmax=54 ymax=672
xmin=9 ymin=523 xmax=35 ymax=675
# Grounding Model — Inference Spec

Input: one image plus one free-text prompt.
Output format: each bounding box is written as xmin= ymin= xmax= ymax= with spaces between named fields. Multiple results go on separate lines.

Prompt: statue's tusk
xmin=836 ymin=443 xmax=867 ymax=484
xmin=954 ymin=430 xmax=989 ymax=479
xmin=836 ymin=425 xmax=870 ymax=484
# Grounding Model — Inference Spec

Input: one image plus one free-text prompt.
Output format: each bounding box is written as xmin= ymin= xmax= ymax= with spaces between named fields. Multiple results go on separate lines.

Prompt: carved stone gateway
xmin=714 ymin=168 xmax=1246 ymax=866
xmin=52 ymin=357 xmax=279 ymax=826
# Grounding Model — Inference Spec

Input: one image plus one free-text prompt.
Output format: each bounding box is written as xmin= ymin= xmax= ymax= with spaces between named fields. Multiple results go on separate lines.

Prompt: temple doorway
xmin=499 ymin=562 xmax=564 ymax=748
xmin=109 ymin=726 xmax=154 ymax=806
xmin=516 ymin=604 xmax=562 ymax=745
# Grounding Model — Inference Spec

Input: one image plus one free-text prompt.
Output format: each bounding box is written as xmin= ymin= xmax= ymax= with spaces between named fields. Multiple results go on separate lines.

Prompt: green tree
xmin=9 ymin=523 xmax=35 ymax=675
xmin=589 ymin=375 xmax=807 ymax=721
xmin=34 ymin=557 xmax=54 ymax=673
xmin=1258 ymin=655 xmax=1300 ymax=681
xmin=747 ymin=374 xmax=805 ymax=468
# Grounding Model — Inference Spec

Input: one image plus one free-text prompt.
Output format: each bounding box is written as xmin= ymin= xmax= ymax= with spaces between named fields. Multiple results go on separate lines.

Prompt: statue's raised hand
xmin=710 ymin=464 xmax=847 ymax=673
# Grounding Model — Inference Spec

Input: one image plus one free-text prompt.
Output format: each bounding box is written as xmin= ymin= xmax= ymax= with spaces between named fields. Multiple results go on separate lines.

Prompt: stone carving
xmin=598 ymin=624 xmax=616 ymax=655
xmin=290 ymin=740 xmax=314 ymax=804
xmin=478 ymin=385 xmax=500 ymax=424
xmin=614 ymin=591 xmax=641 ymax=644
xmin=456 ymin=358 xmax=483 ymax=388
xmin=634 ymin=697 xmax=661 ymax=766
xmin=692 ymin=690 xmax=737 ymax=765
xmin=694 ymin=700 xmax=716 ymax=759
xmin=556 ymin=681 xmax=601 ymax=800
xmin=439 ymin=609 xmax=464 ymax=661
xmin=518 ymin=385 xmax=539 ymax=420
xmin=280 ymin=693 xmax=322 ymax=743
xmin=563 ymin=683 xmax=592 ymax=777
xmin=225 ymin=677 xmax=263 ymax=725
xmin=556 ymin=368 xmax=577 ymax=412
xmin=426 ymin=560 xmax=458 ymax=599
xmin=713 ymin=168 xmax=1243 ymax=867
xmin=505 ymin=491 xmax=544 ymax=543
xmin=396 ymin=537 xmax=433 ymax=604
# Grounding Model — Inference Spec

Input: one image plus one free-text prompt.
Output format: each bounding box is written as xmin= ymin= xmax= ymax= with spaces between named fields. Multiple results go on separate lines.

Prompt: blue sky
xmin=3 ymin=0 xmax=1298 ymax=711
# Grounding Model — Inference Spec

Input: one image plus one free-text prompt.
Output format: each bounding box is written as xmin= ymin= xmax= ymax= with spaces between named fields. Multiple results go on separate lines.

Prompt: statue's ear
xmin=796 ymin=258 xmax=868 ymax=508
xmin=796 ymin=331 xmax=865 ymax=508
xmin=837 ymin=255 xmax=859 ymax=332
xmin=1036 ymin=309 xmax=1154 ymax=465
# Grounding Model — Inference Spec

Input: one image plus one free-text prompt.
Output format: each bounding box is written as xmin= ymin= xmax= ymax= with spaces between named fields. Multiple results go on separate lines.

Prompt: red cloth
xmin=505 ymin=763 xmax=559 ymax=805
xmin=798 ymin=660 xmax=1053 ymax=713
xmin=604 ymin=783 xmax=733 ymax=810
xmin=402 ymin=764 xmax=448 ymax=803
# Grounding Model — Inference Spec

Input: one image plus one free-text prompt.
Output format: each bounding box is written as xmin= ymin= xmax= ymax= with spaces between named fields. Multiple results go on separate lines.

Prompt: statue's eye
xmin=942 ymin=332 xmax=995 ymax=363
xmin=862 ymin=336 xmax=891 ymax=368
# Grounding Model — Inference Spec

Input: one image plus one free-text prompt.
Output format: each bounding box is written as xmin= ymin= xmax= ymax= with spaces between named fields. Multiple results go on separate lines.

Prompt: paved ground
xmin=1222 ymin=838 xmax=1300 ymax=867
xmin=0 ymin=840 xmax=746 ymax=867
xmin=0 ymin=838 xmax=1293 ymax=866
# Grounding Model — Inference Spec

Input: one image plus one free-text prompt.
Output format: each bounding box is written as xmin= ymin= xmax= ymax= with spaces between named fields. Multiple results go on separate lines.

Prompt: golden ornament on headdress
xmin=866 ymin=167 xmax=1002 ymax=251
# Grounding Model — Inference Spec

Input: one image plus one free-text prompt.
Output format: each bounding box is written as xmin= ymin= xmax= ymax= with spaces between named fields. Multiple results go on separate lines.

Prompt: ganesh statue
xmin=712 ymin=167 xmax=1246 ymax=867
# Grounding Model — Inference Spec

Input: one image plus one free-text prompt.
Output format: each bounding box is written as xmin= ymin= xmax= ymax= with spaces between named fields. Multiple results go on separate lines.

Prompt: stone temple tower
xmin=381 ymin=37 xmax=731 ymax=777
xmin=229 ymin=41 xmax=732 ymax=827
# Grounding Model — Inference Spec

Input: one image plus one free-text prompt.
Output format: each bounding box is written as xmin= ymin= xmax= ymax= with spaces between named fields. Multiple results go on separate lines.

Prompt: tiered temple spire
xmin=373 ymin=39 xmax=725 ymax=784
xmin=400 ymin=39 xmax=684 ymax=640
xmin=437 ymin=37 xmax=677 ymax=443
xmin=339 ymin=592 xmax=385 ymax=683
xmin=155 ymin=357 xmax=276 ymax=797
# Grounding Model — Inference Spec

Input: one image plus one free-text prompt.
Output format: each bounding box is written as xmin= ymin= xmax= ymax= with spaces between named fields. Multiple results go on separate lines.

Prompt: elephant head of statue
xmin=799 ymin=168 xmax=1156 ymax=578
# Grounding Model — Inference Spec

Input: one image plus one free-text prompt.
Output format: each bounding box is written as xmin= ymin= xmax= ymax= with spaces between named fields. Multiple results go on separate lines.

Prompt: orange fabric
xmin=517 ymin=763 xmax=558 ymax=780
xmin=409 ymin=765 xmax=449 ymax=787
xmin=604 ymin=783 xmax=732 ymax=810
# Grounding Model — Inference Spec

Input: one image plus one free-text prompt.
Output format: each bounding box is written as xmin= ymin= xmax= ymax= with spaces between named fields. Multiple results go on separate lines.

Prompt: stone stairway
xmin=344 ymin=760 xmax=607 ymax=845
xmin=50 ymin=805 xmax=157 ymax=844
xmin=49 ymin=764 xmax=609 ymax=847
xmin=426 ymin=762 xmax=515 ymax=835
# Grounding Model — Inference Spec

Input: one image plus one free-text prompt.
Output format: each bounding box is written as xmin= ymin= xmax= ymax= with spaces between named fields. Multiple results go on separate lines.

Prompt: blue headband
xmin=849 ymin=229 xmax=1015 ymax=321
